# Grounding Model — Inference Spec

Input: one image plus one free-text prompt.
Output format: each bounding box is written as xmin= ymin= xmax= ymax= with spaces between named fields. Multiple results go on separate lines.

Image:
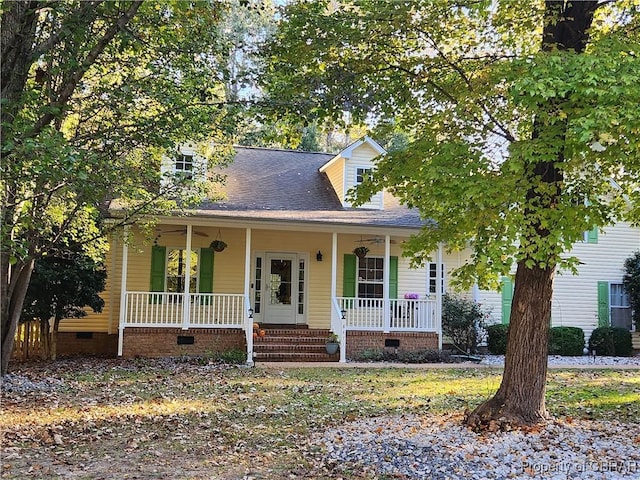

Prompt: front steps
xmin=253 ymin=327 xmax=339 ymax=362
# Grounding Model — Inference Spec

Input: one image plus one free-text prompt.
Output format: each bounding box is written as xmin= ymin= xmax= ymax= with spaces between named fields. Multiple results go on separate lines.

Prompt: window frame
xmin=357 ymin=255 xmax=384 ymax=299
xmin=610 ymin=282 xmax=632 ymax=330
xmin=427 ymin=262 xmax=446 ymax=295
xmin=165 ymin=247 xmax=200 ymax=294
xmin=174 ymin=154 xmax=194 ymax=179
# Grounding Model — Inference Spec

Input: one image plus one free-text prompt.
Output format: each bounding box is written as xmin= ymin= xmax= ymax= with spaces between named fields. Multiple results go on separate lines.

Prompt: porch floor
xmin=253 ymin=327 xmax=339 ymax=362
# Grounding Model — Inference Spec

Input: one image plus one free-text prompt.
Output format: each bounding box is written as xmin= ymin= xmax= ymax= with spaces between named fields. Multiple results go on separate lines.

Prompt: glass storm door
xmin=264 ymin=253 xmax=297 ymax=324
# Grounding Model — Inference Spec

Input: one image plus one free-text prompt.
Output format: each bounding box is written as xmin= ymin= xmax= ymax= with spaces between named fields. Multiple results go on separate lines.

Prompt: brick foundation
xmin=346 ymin=331 xmax=439 ymax=359
xmin=122 ymin=328 xmax=246 ymax=358
xmin=57 ymin=332 xmax=118 ymax=357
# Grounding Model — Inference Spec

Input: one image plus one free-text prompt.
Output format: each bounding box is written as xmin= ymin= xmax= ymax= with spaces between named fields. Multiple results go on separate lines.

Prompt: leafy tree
xmin=21 ymin=247 xmax=107 ymax=360
xmin=263 ymin=0 xmax=640 ymax=427
xmin=1 ymin=1 xmax=234 ymax=375
xmin=623 ymin=251 xmax=640 ymax=331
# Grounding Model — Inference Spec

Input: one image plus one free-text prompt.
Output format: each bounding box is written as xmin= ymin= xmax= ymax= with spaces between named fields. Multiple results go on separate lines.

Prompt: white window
xmin=355 ymin=167 xmax=372 ymax=185
xmin=357 ymin=256 xmax=384 ymax=298
xmin=610 ymin=283 xmax=632 ymax=330
xmin=174 ymin=154 xmax=194 ymax=179
xmin=427 ymin=263 xmax=445 ymax=294
xmin=166 ymin=249 xmax=198 ymax=294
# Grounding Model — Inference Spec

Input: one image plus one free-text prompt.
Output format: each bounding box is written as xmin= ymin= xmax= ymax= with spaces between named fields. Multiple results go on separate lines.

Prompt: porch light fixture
xmin=248 ymin=308 xmax=254 ymax=319
xmin=340 ymin=309 xmax=346 ymax=320
xmin=316 ymin=250 xmax=323 ymax=261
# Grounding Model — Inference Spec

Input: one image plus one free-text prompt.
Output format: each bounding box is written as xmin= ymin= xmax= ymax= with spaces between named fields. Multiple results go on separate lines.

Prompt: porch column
xmin=383 ymin=235 xmax=391 ymax=333
xmin=331 ymin=232 xmax=346 ymax=363
xmin=182 ymin=224 xmax=193 ymax=330
xmin=117 ymin=226 xmax=129 ymax=356
xmin=436 ymin=243 xmax=443 ymax=350
xmin=244 ymin=227 xmax=254 ymax=365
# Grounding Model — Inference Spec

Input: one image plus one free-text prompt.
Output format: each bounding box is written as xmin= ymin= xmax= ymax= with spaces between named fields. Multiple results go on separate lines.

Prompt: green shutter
xmin=199 ymin=248 xmax=214 ymax=293
xmin=389 ymin=256 xmax=398 ymax=299
xmin=501 ymin=276 xmax=513 ymax=324
xmin=586 ymin=226 xmax=598 ymax=244
xmin=597 ymin=281 xmax=610 ymax=327
xmin=343 ymin=254 xmax=356 ymax=297
xmin=150 ymin=246 xmax=166 ymax=304
xmin=199 ymin=248 xmax=214 ymax=305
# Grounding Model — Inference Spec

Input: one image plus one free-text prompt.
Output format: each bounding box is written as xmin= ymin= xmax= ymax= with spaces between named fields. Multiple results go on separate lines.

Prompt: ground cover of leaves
xmin=1 ymin=358 xmax=638 ymax=479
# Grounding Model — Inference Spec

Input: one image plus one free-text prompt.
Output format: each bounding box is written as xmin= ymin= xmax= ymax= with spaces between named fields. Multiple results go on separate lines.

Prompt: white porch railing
xmin=124 ymin=292 xmax=245 ymax=328
xmin=335 ymin=297 xmax=438 ymax=332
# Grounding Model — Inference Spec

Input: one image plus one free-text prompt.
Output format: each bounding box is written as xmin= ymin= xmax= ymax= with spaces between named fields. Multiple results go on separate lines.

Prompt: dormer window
xmin=175 ymin=154 xmax=194 ymax=179
xmin=356 ymin=167 xmax=372 ymax=185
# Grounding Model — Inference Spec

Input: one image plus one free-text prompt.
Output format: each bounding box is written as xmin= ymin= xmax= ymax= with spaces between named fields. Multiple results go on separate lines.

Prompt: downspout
xmin=117 ymin=226 xmax=129 ymax=356
xmin=244 ymin=227 xmax=254 ymax=366
xmin=436 ymin=243 xmax=443 ymax=350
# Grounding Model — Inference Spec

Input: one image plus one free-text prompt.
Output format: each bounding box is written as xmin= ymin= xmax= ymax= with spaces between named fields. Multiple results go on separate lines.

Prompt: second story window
xmin=175 ymin=154 xmax=194 ymax=179
xmin=356 ymin=167 xmax=372 ymax=185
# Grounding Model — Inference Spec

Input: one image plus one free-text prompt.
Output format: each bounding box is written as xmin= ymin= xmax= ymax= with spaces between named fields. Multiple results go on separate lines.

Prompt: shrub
xmin=623 ymin=251 xmax=640 ymax=331
xmin=442 ymin=294 xmax=490 ymax=354
xmin=355 ymin=348 xmax=389 ymax=362
xmin=549 ymin=327 xmax=585 ymax=356
xmin=588 ymin=327 xmax=633 ymax=357
xmin=397 ymin=349 xmax=447 ymax=363
xmin=218 ymin=348 xmax=247 ymax=364
xmin=486 ymin=324 xmax=509 ymax=355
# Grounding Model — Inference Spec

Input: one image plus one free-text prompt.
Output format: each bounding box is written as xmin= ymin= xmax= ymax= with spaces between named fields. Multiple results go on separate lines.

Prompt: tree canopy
xmin=265 ymin=0 xmax=640 ymax=287
xmin=1 ymin=1 xmax=236 ymax=374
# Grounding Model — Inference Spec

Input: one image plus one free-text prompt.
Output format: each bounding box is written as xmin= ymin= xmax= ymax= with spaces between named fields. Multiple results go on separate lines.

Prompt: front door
xmin=264 ymin=253 xmax=298 ymax=324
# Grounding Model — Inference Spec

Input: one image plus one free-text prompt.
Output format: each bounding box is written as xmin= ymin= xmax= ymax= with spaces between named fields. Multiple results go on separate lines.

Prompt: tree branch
xmin=27 ymin=1 xmax=143 ymax=140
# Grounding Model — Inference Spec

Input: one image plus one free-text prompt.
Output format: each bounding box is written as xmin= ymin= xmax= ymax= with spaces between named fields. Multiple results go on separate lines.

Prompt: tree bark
xmin=1 ymin=259 xmax=35 ymax=375
xmin=0 ymin=1 xmax=142 ymax=376
xmin=465 ymin=0 xmax=598 ymax=429
xmin=466 ymin=263 xmax=555 ymax=427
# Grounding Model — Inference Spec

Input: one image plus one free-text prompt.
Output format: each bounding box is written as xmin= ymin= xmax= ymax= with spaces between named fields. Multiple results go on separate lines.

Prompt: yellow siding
xmin=79 ymin=226 xmax=446 ymax=332
xmin=252 ymin=230 xmax=335 ymax=328
xmin=59 ymin=237 xmax=119 ymax=333
xmin=323 ymin=158 xmax=345 ymax=203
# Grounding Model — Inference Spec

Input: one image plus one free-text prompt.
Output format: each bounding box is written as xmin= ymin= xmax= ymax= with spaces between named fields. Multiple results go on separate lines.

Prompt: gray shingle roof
xmin=195 ymin=147 xmax=424 ymax=229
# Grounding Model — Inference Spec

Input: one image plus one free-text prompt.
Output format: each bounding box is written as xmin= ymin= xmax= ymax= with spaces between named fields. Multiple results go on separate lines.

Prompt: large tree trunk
xmin=465 ymin=1 xmax=598 ymax=429
xmin=466 ymin=263 xmax=555 ymax=427
xmin=1 ymin=259 xmax=35 ymax=375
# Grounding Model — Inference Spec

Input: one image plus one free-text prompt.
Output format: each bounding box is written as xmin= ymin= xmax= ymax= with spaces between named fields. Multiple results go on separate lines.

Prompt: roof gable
xmin=319 ymin=136 xmax=386 ymax=173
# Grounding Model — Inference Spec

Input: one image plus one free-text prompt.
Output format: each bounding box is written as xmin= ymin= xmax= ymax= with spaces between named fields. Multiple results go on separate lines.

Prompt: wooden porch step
xmin=253 ymin=328 xmax=339 ymax=362
xmin=632 ymin=332 xmax=640 ymax=350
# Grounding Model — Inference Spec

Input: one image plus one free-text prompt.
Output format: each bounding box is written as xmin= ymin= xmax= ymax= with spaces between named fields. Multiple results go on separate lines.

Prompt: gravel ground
xmin=481 ymin=355 xmax=640 ymax=367
xmin=316 ymin=414 xmax=640 ymax=480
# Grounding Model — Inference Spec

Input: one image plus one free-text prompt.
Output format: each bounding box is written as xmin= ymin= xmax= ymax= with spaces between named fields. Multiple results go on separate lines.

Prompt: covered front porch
xmin=116 ymin=222 xmax=443 ymax=362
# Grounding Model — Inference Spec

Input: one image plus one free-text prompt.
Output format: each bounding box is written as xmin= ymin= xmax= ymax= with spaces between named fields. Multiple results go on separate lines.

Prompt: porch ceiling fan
xmin=158 ymin=227 xmax=209 ymax=237
xmin=355 ymin=236 xmax=397 ymax=245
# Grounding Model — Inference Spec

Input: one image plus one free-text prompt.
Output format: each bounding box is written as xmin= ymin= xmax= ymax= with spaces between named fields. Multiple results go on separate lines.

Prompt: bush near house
xmin=486 ymin=324 xmax=509 ymax=355
xmin=588 ymin=327 xmax=633 ymax=357
xmin=441 ymin=294 xmax=489 ymax=354
xmin=549 ymin=327 xmax=585 ymax=356
xmin=353 ymin=348 xmax=450 ymax=363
